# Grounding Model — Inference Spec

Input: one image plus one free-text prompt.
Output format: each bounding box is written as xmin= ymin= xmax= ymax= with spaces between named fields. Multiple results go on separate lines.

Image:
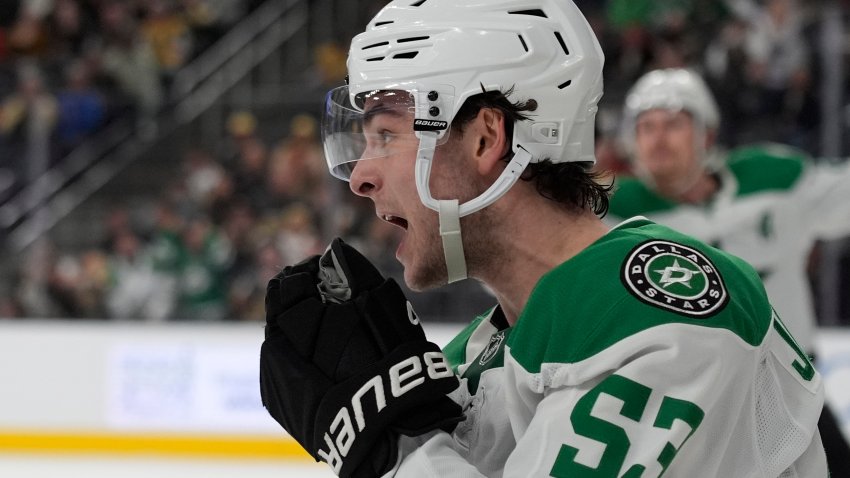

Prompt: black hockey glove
xmin=259 ymin=238 xmax=464 ymax=478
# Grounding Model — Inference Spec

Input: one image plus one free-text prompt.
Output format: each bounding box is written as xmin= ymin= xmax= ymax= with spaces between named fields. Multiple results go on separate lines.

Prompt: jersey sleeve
xmin=728 ymin=144 xmax=850 ymax=240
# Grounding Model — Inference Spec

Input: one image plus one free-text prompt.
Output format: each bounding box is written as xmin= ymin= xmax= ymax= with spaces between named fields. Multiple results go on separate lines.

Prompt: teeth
xmin=379 ymin=213 xmax=407 ymax=229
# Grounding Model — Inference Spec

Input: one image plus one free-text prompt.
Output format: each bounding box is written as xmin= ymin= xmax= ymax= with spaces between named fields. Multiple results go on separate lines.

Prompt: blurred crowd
xmin=590 ymin=0 xmax=834 ymax=172
xmin=1 ymin=0 xmax=849 ymax=322
xmin=0 ymin=0 xmax=263 ymax=202
xmin=3 ymin=108 xmax=412 ymax=321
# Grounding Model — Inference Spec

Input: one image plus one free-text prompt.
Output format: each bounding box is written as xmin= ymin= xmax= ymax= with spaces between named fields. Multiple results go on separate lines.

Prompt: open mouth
xmin=380 ymin=213 xmax=408 ymax=230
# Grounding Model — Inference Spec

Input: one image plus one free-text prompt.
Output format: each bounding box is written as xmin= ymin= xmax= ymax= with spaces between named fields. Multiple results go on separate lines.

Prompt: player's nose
xmin=349 ymin=159 xmax=381 ymax=197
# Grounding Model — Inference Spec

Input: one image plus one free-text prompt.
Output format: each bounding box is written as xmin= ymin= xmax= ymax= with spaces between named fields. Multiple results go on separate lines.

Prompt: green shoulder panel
xmin=442 ymin=312 xmax=490 ymax=372
xmin=507 ymin=220 xmax=772 ymax=374
xmin=608 ymin=176 xmax=678 ymax=219
xmin=727 ymin=144 xmax=806 ymax=197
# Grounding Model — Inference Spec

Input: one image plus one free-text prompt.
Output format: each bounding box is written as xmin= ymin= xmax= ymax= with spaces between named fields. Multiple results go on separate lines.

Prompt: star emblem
xmin=622 ymin=240 xmax=728 ymax=318
xmin=654 ymin=259 xmax=701 ymax=289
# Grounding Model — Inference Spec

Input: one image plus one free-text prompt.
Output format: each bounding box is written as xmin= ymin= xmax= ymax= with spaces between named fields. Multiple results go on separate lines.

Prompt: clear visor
xmin=321 ymin=85 xmax=453 ymax=181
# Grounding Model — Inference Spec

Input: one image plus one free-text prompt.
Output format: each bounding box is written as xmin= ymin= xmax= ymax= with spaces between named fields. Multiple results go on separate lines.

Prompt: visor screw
xmin=429 ymin=106 xmax=440 ymax=117
xmin=427 ymin=91 xmax=439 ymax=101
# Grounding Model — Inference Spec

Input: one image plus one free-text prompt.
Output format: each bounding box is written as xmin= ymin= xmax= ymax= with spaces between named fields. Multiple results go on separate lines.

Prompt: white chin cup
xmin=415 ymin=133 xmax=533 ymax=283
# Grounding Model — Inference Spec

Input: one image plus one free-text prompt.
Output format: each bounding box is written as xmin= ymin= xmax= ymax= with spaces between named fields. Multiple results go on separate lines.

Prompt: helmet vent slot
xmin=366 ymin=56 xmax=385 ymax=62
xmin=554 ymin=32 xmax=570 ymax=55
xmin=518 ymin=35 xmax=528 ymax=52
xmin=363 ymin=41 xmax=389 ymax=50
xmin=374 ymin=20 xmax=394 ymax=27
xmin=557 ymin=80 xmax=572 ymax=89
xmin=508 ymin=9 xmax=547 ymax=18
xmin=398 ymin=36 xmax=430 ymax=43
xmin=410 ymin=0 xmax=427 ymax=6
xmin=393 ymin=51 xmax=419 ymax=59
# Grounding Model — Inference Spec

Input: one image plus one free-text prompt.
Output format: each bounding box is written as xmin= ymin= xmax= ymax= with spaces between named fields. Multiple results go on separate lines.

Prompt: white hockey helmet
xmin=622 ymin=68 xmax=720 ymax=147
xmin=322 ymin=0 xmax=604 ymax=282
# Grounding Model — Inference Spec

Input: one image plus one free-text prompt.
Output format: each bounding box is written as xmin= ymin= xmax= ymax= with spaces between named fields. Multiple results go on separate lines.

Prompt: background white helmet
xmin=622 ymin=68 xmax=721 ymax=148
xmin=323 ymin=0 xmax=604 ymax=283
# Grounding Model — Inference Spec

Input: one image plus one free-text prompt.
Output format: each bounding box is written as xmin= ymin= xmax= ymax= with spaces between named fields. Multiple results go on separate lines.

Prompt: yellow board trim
xmin=0 ymin=430 xmax=313 ymax=461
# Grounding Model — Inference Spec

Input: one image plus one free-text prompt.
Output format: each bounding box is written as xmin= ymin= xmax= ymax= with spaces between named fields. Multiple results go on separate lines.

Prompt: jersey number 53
xmin=549 ymin=374 xmax=704 ymax=477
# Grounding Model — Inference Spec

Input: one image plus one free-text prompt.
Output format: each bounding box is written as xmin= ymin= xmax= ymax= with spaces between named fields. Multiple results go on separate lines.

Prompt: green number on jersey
xmin=772 ymin=311 xmax=815 ymax=381
xmin=550 ymin=375 xmax=704 ymax=477
xmin=649 ymin=396 xmax=705 ymax=473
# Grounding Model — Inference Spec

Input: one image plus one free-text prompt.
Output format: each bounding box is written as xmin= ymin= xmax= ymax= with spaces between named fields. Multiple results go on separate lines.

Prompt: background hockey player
xmin=609 ymin=67 xmax=850 ymax=475
xmin=259 ymin=1 xmax=828 ymax=476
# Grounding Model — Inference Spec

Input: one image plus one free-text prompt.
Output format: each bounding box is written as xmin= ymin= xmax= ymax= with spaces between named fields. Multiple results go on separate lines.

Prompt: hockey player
xmin=609 ymin=67 xmax=850 ymax=474
xmin=259 ymin=2 xmax=828 ymax=477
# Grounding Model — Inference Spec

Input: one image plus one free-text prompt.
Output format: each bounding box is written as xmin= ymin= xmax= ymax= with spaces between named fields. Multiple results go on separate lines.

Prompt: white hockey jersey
xmin=607 ymin=144 xmax=850 ymax=352
xmin=385 ymin=219 xmax=826 ymax=477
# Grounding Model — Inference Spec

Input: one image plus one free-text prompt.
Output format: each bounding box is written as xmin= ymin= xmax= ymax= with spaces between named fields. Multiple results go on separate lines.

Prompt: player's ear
xmin=469 ymin=107 xmax=509 ymax=176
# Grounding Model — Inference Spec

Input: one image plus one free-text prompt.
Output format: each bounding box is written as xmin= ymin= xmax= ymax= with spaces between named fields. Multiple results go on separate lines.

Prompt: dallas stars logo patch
xmin=622 ymin=240 xmax=728 ymax=317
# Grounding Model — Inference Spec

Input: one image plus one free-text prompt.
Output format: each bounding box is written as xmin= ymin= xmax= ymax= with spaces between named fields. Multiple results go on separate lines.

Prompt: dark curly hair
xmin=451 ymin=87 xmax=612 ymax=217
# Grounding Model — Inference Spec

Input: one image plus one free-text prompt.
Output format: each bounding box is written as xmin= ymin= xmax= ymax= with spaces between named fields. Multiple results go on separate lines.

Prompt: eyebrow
xmin=362 ymin=103 xmax=406 ymax=127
